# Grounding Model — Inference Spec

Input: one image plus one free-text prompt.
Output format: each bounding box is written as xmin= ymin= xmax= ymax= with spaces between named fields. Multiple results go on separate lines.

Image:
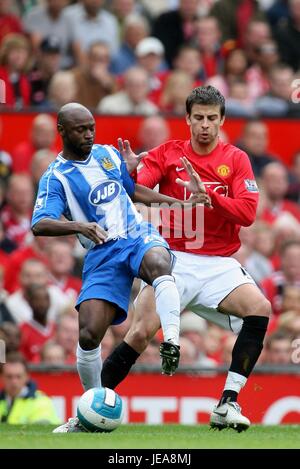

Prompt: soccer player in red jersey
xmin=101 ymin=86 xmax=271 ymax=432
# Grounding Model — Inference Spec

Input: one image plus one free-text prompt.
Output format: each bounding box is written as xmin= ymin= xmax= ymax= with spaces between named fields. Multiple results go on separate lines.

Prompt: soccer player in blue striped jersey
xmin=31 ymin=103 xmax=209 ymax=432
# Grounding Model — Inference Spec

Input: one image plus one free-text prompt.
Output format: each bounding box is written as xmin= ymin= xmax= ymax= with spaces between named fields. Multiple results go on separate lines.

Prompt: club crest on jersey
xmin=101 ymin=157 xmax=115 ymax=171
xmin=89 ymin=180 xmax=121 ymax=205
xmin=216 ymin=164 xmax=231 ymax=177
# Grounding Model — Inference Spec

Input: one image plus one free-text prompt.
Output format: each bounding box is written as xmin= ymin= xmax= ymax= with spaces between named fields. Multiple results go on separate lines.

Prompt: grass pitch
xmin=0 ymin=424 xmax=299 ymax=449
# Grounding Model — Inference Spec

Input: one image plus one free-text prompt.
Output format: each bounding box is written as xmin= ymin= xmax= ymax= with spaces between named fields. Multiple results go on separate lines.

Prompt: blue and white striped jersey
xmin=31 ymin=144 xmax=143 ymax=250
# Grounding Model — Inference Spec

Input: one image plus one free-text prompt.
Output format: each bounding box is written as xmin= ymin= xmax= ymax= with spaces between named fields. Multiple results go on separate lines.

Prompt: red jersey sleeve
xmin=137 ymin=145 xmax=165 ymax=188
xmin=207 ymin=150 xmax=258 ymax=227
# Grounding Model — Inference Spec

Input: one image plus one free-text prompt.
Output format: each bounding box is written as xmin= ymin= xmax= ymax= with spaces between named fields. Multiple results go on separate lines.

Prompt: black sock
xmin=219 ymin=315 xmax=269 ymax=407
xmin=101 ymin=341 xmax=140 ymax=389
xmin=219 ymin=390 xmax=238 ymax=407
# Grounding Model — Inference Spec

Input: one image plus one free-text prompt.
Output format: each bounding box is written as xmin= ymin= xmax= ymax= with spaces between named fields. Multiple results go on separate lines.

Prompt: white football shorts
xmin=171 ymin=251 xmax=256 ymax=334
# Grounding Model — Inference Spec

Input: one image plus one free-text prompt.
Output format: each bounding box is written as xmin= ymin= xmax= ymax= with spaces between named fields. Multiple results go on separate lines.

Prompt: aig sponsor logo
xmin=89 ymin=180 xmax=121 ymax=205
xmin=203 ymin=181 xmax=229 ymax=197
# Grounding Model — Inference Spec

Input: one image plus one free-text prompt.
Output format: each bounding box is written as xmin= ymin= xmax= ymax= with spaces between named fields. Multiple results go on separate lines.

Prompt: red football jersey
xmin=11 ymin=141 xmax=59 ymax=174
xmin=50 ymin=275 xmax=82 ymax=299
xmin=0 ymin=250 xmax=9 ymax=274
xmin=0 ymin=15 xmax=23 ymax=45
xmin=137 ymin=139 xmax=258 ymax=256
xmin=20 ymin=320 xmax=56 ymax=362
xmin=0 ymin=205 xmax=32 ymax=248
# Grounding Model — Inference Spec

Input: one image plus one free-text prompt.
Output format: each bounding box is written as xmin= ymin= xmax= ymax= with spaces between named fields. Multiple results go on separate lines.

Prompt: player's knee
xmin=140 ymin=248 xmax=172 ymax=282
xmin=148 ymin=255 xmax=172 ymax=280
xmin=79 ymin=326 xmax=101 ymax=350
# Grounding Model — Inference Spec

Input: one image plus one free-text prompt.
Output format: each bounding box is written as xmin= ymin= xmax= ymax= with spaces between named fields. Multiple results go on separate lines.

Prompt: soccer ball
xmin=77 ymin=387 xmax=124 ymax=432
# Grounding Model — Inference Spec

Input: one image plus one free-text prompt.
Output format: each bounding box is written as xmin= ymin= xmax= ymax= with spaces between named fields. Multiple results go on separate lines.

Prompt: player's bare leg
xmin=127 ymin=285 xmax=181 ymax=377
xmin=77 ymin=300 xmax=116 ymax=390
xmin=210 ymin=284 xmax=271 ymax=432
xmin=101 ymin=285 xmax=160 ymax=388
xmin=138 ymin=247 xmax=180 ymax=376
xmin=102 ymin=244 xmax=182 ymax=380
xmin=126 ymin=286 xmax=160 ymax=353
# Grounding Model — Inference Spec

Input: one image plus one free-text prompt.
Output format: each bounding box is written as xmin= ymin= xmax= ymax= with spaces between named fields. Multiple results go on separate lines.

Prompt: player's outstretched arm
xmin=32 ymin=218 xmax=108 ymax=244
xmin=132 ymin=184 xmax=211 ymax=207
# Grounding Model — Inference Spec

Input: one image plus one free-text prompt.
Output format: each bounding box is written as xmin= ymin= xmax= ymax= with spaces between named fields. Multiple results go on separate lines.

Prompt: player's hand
xmin=187 ymin=192 xmax=212 ymax=208
xmin=176 ymin=157 xmax=206 ymax=194
xmin=117 ymin=138 xmax=147 ymax=174
xmin=78 ymin=222 xmax=108 ymax=244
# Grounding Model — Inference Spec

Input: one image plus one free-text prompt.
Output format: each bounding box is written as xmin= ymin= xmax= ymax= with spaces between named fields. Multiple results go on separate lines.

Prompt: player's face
xmin=186 ymin=104 xmax=225 ymax=147
xmin=63 ymin=117 xmax=96 ymax=157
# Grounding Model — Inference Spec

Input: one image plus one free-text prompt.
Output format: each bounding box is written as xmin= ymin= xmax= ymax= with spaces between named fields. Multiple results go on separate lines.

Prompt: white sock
xmin=152 ymin=275 xmax=180 ymax=345
xmin=76 ymin=344 xmax=102 ymax=392
xmin=223 ymin=371 xmax=247 ymax=394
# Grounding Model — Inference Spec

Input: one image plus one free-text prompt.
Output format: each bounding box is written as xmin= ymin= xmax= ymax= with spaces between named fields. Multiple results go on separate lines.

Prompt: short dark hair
xmin=186 ymin=85 xmax=226 ymax=117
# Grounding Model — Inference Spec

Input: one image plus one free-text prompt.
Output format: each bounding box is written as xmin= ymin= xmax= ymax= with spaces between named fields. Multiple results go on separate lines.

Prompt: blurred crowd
xmin=0 ymin=0 xmax=300 ymax=116
xmin=0 ymin=0 xmax=300 ymax=371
